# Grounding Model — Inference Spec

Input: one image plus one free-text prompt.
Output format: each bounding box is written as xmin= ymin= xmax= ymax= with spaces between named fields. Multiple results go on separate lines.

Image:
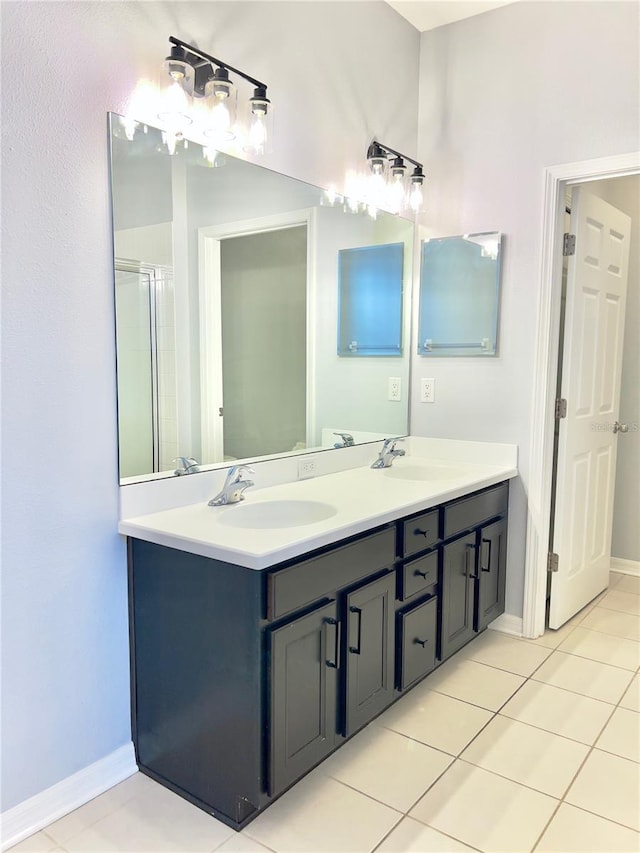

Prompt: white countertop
xmin=118 ymin=447 xmax=518 ymax=569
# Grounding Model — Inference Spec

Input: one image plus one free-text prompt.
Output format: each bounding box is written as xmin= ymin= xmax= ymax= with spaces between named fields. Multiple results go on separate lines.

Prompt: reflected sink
xmin=384 ymin=463 xmax=468 ymax=482
xmin=219 ymin=499 xmax=338 ymax=529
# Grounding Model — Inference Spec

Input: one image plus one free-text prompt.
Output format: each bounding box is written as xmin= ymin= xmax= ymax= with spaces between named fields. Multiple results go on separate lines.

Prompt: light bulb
xmin=409 ymin=182 xmax=423 ymax=212
xmin=212 ymin=98 xmax=231 ymax=133
xmin=162 ymin=130 xmax=180 ymax=156
xmin=249 ymin=113 xmax=267 ymax=153
xmin=388 ymin=174 xmax=406 ymax=214
xmin=124 ymin=78 xmax=161 ymax=133
xmin=368 ymin=171 xmax=387 ymax=210
xmin=157 ymin=81 xmax=192 ymax=139
xmin=203 ymin=144 xmax=218 ymax=165
xmin=120 ymin=115 xmax=138 ymax=141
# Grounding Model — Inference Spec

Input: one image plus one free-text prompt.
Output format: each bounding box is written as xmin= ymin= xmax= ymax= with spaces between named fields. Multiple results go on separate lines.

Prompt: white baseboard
xmin=1 ymin=742 xmax=137 ymax=851
xmin=488 ymin=612 xmax=524 ymax=637
xmin=611 ymin=557 xmax=640 ymax=577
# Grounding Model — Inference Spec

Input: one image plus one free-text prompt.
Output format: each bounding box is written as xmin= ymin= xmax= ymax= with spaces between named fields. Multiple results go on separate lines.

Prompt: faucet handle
xmin=227 ymin=464 xmax=255 ymax=482
xmin=333 ymin=432 xmax=355 ymax=447
xmin=174 ymin=456 xmax=200 ymax=475
xmin=383 ymin=436 xmax=404 ymax=450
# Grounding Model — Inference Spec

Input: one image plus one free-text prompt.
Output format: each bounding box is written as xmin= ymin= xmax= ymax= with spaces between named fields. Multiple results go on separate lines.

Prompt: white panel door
xmin=550 ymin=189 xmax=631 ymax=628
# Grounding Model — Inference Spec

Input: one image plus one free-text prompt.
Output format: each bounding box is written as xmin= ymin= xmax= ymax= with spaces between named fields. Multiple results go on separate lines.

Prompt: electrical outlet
xmin=421 ymin=378 xmax=435 ymax=403
xmin=388 ymin=376 xmax=402 ymax=402
xmin=297 ymin=457 xmax=317 ymax=479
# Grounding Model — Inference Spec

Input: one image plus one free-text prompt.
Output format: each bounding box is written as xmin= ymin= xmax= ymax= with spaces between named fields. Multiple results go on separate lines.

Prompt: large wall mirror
xmin=109 ymin=114 xmax=413 ymax=483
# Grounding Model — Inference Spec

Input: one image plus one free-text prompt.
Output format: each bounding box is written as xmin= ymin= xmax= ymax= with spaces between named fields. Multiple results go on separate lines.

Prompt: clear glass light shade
xmin=244 ymin=93 xmax=273 ymax=155
xmin=156 ymin=81 xmax=193 ymax=154
xmin=203 ymin=83 xmax=237 ymax=144
xmin=388 ymin=173 xmax=406 ymax=214
xmin=163 ymin=56 xmax=195 ymax=94
xmin=123 ymin=78 xmax=162 ymax=136
xmin=409 ymin=180 xmax=424 ymax=213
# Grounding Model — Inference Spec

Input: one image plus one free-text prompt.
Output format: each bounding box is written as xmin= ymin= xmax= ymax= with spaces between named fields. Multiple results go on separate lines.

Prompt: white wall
xmin=1 ymin=0 xmax=419 ymax=812
xmin=412 ymin=0 xmax=639 ymax=616
xmin=587 ymin=176 xmax=640 ymax=563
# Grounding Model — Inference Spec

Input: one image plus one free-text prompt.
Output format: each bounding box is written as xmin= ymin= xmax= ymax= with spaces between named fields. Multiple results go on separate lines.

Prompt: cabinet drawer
xmin=443 ymin=483 xmax=508 ymax=539
xmin=267 ymin=527 xmax=396 ymax=621
xmin=402 ymin=509 xmax=440 ymax=557
xmin=398 ymin=597 xmax=437 ymax=690
xmin=401 ymin=550 xmax=438 ymax=601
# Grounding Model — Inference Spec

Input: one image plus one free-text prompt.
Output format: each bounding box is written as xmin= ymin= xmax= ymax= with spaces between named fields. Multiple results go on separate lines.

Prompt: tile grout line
xmin=364 ymin=598 xmax=635 ymax=851
xmin=398 ymin=607 xmax=637 ymax=851
xmin=529 ymin=648 xmax=640 ymax=852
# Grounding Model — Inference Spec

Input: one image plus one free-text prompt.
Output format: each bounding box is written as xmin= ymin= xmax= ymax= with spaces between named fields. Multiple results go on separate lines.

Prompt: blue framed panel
xmin=337 ymin=242 xmax=404 ymax=357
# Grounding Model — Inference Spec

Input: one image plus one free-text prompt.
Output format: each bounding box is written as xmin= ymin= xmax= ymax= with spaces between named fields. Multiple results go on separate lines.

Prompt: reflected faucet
xmin=208 ymin=465 xmax=255 ymax=506
xmin=371 ymin=438 xmax=406 ymax=469
xmin=333 ymin=432 xmax=355 ymax=448
xmin=174 ymin=457 xmax=200 ymax=475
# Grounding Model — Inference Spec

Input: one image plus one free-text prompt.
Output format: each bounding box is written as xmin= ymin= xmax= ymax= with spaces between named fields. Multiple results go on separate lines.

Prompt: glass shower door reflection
xmin=115 ymin=267 xmax=157 ymax=478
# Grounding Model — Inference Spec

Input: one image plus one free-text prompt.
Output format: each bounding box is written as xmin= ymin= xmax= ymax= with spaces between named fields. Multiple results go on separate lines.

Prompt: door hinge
xmin=547 ymin=552 xmax=559 ymax=573
xmin=563 ymin=233 xmax=576 ymax=256
xmin=555 ymin=398 xmax=567 ymax=419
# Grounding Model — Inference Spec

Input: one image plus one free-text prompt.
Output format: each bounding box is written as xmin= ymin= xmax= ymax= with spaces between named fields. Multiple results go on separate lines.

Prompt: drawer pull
xmin=348 ymin=606 xmax=362 ymax=655
xmin=414 ymin=638 xmax=429 ymax=647
xmin=481 ymin=537 xmax=492 ymax=572
xmin=324 ymin=617 xmax=340 ymax=669
xmin=414 ymin=568 xmax=432 ymax=579
xmin=465 ymin=543 xmax=479 ymax=580
xmin=414 ymin=528 xmax=431 ymax=538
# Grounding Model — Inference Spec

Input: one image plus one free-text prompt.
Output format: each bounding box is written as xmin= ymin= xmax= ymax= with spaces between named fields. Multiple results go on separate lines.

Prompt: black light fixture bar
xmin=168 ymin=36 xmax=267 ymax=91
xmin=367 ymin=140 xmax=423 ymax=171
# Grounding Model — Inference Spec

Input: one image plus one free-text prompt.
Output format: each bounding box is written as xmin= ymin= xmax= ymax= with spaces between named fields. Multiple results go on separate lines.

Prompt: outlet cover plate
xmin=388 ymin=377 xmax=402 ymax=402
xmin=421 ymin=378 xmax=435 ymax=403
xmin=297 ymin=457 xmax=317 ymax=479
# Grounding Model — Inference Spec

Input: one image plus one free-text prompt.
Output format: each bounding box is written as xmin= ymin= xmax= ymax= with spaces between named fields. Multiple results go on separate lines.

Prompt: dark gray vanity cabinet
xmin=127 ymin=479 xmax=509 ymax=832
xmin=476 ymin=516 xmax=507 ymax=631
xmin=344 ymin=572 xmax=396 ymax=735
xmin=269 ymin=601 xmax=338 ymax=795
xmin=267 ymin=528 xmax=396 ymax=796
xmin=440 ymin=483 xmax=509 ymax=661
xmin=440 ymin=532 xmax=477 ymax=660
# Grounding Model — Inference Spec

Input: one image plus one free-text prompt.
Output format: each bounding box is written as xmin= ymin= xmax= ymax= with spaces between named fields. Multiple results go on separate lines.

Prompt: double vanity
xmin=119 ymin=438 xmax=517 ymax=830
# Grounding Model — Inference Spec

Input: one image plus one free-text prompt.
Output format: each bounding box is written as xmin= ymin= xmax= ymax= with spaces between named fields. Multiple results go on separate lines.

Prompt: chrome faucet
xmin=173 ymin=457 xmax=200 ymax=475
xmin=371 ymin=437 xmax=406 ymax=469
xmin=333 ymin=432 xmax=355 ymax=448
xmin=208 ymin=465 xmax=255 ymax=506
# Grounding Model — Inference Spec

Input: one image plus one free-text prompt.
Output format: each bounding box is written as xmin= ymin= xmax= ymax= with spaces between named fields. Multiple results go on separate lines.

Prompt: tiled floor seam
xmin=530 ymin=663 xmax=640 ymax=850
xmin=371 ymin=725 xmax=459 ymax=759
xmin=423 ymin=619 xmax=636 ymax=849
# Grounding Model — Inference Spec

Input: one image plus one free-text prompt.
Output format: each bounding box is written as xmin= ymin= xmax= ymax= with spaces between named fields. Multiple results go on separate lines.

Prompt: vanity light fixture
xmin=124 ymin=36 xmax=272 ymax=157
xmin=366 ymin=140 xmax=425 ymax=214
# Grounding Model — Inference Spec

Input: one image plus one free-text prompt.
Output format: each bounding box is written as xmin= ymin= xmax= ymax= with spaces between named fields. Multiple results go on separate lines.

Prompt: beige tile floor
xmin=9 ymin=571 xmax=640 ymax=853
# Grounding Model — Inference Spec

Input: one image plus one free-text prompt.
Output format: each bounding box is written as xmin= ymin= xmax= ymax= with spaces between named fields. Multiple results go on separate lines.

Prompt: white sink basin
xmin=384 ymin=463 xmax=468 ymax=482
xmin=219 ymin=499 xmax=338 ymax=529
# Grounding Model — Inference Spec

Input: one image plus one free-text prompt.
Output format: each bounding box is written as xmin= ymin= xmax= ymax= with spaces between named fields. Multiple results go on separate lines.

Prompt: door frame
xmin=198 ymin=209 xmax=317 ymax=463
xmin=523 ymin=151 xmax=640 ymax=639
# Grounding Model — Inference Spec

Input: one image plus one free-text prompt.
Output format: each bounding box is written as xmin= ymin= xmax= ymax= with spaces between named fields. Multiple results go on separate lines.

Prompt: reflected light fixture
xmin=366 ymin=140 xmax=425 ymax=214
xmin=124 ymin=36 xmax=272 ymax=157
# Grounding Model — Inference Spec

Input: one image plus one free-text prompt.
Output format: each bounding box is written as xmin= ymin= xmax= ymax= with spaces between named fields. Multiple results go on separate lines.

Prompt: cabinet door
xmin=441 ymin=532 xmax=477 ymax=661
xmin=269 ymin=601 xmax=338 ymax=795
xmin=344 ymin=572 xmax=395 ymax=736
xmin=476 ymin=517 xmax=507 ymax=631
